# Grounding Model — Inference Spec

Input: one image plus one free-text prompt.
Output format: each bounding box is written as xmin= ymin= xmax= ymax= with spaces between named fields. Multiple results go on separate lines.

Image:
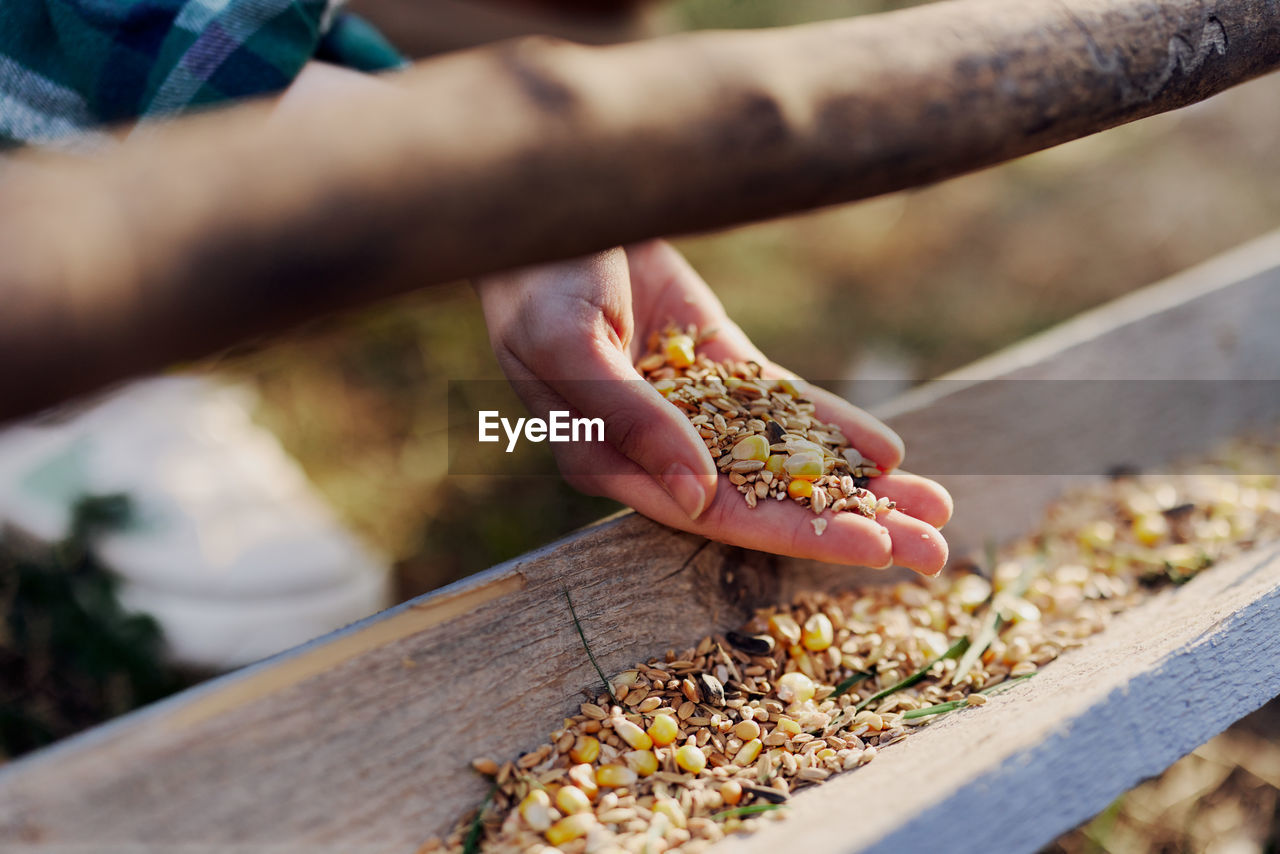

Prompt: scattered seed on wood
xmin=440 ymin=432 xmax=1280 ymax=853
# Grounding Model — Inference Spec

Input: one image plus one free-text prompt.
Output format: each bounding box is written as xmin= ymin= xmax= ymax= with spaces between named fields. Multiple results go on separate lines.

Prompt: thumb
xmin=539 ymin=347 xmax=718 ymax=520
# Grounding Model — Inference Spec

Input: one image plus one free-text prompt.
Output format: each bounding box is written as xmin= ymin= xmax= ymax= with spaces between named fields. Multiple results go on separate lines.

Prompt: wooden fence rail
xmin=3 ymin=0 xmax=1279 ymax=421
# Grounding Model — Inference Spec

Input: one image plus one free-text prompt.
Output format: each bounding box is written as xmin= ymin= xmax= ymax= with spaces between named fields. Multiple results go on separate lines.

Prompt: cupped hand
xmin=473 ymin=241 xmax=952 ymax=574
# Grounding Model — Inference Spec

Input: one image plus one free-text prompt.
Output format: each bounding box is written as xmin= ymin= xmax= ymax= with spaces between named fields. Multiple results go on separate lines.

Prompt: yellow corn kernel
xmin=720 ymin=780 xmax=743 ymax=807
xmin=731 ymin=434 xmax=771 ymax=462
xmin=595 ymin=763 xmax=638 ymax=788
xmin=612 ymin=718 xmax=653 ymax=750
xmin=624 ymin=749 xmax=659 ymax=777
xmin=817 ymin=748 xmax=837 ymax=760
xmin=954 ymin=574 xmax=992 ymax=610
xmin=916 ymin=628 xmax=951 ymax=660
xmin=519 ymin=789 xmax=553 ymax=832
xmin=647 ymin=714 xmax=679 ymax=747
xmin=802 ymin=613 xmax=834 ymax=651
xmin=1078 ymin=520 xmax=1116 ymax=550
xmin=787 ymin=479 xmax=814 ymax=500
xmin=653 ymin=797 xmax=687 ymax=829
xmin=1162 ymin=544 xmax=1209 ymax=570
xmin=765 ymin=454 xmax=787 ymax=476
xmin=545 ymin=813 xmax=596 ymax=846
xmin=555 ymin=785 xmax=592 ymax=815
xmin=674 ymin=744 xmax=707 ymax=774
xmin=784 ymin=451 xmax=824 ymax=481
xmin=567 ymin=763 xmax=598 ymax=799
xmin=569 ymin=735 xmax=600 ymax=764
xmin=652 ymin=378 xmax=678 ymax=398
xmin=1133 ymin=512 xmax=1170 ymax=546
xmin=733 ymin=720 xmax=761 ymax=741
xmin=995 ymin=593 xmax=1041 ymax=624
xmin=768 ymin=613 xmax=802 ymax=646
xmin=777 ymin=715 xmax=802 ymax=735
xmin=664 ymin=334 xmax=696 ymax=369
xmin=733 ymin=738 xmax=763 ymax=766
xmin=776 ymin=671 xmax=815 ymax=704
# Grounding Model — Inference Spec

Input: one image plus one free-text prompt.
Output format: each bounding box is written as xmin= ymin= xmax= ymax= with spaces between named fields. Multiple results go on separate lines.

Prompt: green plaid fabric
xmin=0 ymin=0 xmax=406 ymax=150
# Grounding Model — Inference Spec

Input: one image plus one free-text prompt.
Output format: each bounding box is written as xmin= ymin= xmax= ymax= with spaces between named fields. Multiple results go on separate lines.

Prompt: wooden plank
xmin=0 ymin=231 xmax=1278 ymax=850
xmin=5 ymin=0 xmax=1280 ymax=421
xmin=885 ymin=228 xmax=1280 ymax=560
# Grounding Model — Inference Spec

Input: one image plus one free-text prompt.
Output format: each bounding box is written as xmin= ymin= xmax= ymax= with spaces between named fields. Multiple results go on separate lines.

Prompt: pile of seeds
xmin=635 ymin=326 xmax=891 ymax=534
xmin=430 ymin=435 xmax=1280 ymax=854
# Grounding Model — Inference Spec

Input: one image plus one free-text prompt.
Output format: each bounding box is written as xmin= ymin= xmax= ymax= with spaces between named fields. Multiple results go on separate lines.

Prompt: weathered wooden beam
xmin=0 ymin=230 xmax=1276 ymax=851
xmin=885 ymin=228 xmax=1280 ymax=560
xmin=3 ymin=0 xmax=1280 ymax=421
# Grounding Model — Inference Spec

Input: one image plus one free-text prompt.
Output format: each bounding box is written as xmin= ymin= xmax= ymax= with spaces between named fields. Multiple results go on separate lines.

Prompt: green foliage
xmin=0 ymin=495 xmax=184 ymax=759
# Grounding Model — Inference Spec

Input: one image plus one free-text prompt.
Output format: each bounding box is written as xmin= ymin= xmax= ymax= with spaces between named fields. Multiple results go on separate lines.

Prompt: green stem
xmin=951 ymin=549 xmax=1041 ymax=688
xmin=901 ymin=699 xmax=966 ymax=720
xmin=819 ymin=635 xmax=971 ymax=734
xmin=901 ymin=674 xmax=1036 ymax=720
xmin=830 ymin=670 xmax=872 ymax=699
xmin=855 ymin=635 xmax=970 ymax=712
xmin=462 ymin=784 xmax=497 ymax=854
xmin=564 ymin=587 xmax=617 ymax=703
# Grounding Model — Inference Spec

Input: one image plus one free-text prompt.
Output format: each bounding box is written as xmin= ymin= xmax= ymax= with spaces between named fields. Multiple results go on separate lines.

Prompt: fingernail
xmin=661 ymin=462 xmax=708 ymax=519
xmin=887 ymin=428 xmax=906 ymax=464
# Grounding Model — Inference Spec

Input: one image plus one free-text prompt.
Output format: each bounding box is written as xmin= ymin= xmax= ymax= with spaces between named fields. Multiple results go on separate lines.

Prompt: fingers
xmin=524 ymin=335 xmax=720 ymax=519
xmin=573 ymin=462 xmax=947 ymax=574
xmin=597 ymin=470 xmax=896 ymax=568
xmin=502 ymin=347 xmax=720 ymax=520
xmin=563 ymin=375 xmax=719 ymax=519
xmin=863 ymin=471 xmax=953 ymax=528
xmin=877 ymin=509 xmax=950 ymax=576
xmin=549 ymin=398 xmax=948 ymax=573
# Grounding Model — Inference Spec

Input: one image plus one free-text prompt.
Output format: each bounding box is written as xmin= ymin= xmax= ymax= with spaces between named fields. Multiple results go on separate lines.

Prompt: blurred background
xmin=3 ymin=0 xmax=1280 ymax=850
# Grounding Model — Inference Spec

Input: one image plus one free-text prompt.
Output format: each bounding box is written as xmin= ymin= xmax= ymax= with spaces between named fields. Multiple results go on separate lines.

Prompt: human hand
xmin=473 ymin=241 xmax=951 ymax=574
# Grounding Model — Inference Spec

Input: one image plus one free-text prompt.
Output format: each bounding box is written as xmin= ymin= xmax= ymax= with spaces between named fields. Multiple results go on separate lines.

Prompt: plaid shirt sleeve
xmin=0 ymin=0 xmax=406 ymax=151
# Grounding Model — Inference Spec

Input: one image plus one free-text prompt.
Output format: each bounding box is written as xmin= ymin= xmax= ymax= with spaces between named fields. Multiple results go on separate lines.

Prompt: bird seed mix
xmin=636 ymin=326 xmax=892 ymax=527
